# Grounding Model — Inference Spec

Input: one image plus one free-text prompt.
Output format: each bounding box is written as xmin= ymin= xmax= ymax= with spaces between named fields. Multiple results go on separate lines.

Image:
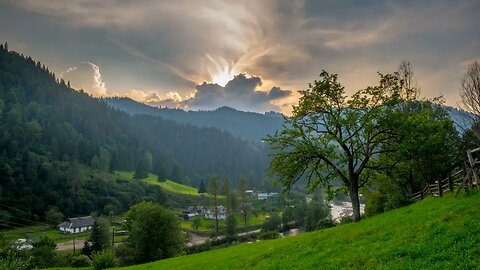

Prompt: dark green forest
xmin=0 ymin=45 xmax=271 ymax=223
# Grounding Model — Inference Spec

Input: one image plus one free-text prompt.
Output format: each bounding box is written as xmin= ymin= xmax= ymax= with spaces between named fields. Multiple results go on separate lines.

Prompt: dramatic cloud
xmin=1 ymin=0 xmax=479 ymax=112
xmin=188 ymin=74 xmax=292 ymax=112
xmin=120 ymin=74 xmax=292 ymax=112
xmin=122 ymin=89 xmax=187 ymax=109
xmin=61 ymin=62 xmax=107 ymax=96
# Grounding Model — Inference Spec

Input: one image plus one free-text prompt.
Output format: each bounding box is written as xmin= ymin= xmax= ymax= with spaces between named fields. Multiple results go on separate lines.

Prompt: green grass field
xmin=114 ymin=171 xmax=200 ymax=196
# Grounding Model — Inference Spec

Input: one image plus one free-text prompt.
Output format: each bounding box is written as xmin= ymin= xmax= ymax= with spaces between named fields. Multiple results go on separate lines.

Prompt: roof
xmin=184 ymin=205 xmax=205 ymax=214
xmin=58 ymin=216 xmax=95 ymax=229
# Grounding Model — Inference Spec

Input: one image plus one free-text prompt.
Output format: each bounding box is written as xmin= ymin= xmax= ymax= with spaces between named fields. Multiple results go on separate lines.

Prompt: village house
xmin=181 ymin=205 xmax=206 ymax=220
xmin=257 ymin=192 xmax=269 ymax=200
xmin=204 ymin=205 xmax=227 ymax=220
xmin=57 ymin=216 xmax=95 ymax=233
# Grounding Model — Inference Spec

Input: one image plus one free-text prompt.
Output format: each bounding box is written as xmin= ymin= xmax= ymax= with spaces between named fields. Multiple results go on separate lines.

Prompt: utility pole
xmin=72 ymin=233 xmax=76 ymax=254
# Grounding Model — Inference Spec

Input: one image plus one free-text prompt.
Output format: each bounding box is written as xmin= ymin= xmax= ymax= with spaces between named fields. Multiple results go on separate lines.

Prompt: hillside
xmin=104 ymin=97 xmax=285 ymax=141
xmin=0 ymin=47 xmax=271 ymax=222
xmin=48 ymin=192 xmax=479 ymax=270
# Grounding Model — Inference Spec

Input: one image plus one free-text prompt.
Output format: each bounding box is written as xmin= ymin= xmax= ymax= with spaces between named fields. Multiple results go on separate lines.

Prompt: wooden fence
xmin=410 ymin=148 xmax=480 ymax=200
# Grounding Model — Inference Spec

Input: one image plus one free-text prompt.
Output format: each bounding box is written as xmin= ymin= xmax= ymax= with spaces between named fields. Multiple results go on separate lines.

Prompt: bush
xmin=30 ymin=236 xmax=56 ymax=268
xmin=71 ymin=255 xmax=90 ymax=267
xmin=91 ymin=249 xmax=117 ymax=270
xmin=258 ymin=231 xmax=280 ymax=240
xmin=261 ymin=213 xmax=282 ymax=232
xmin=0 ymin=257 xmax=31 ymax=270
xmin=337 ymin=214 xmax=353 ymax=225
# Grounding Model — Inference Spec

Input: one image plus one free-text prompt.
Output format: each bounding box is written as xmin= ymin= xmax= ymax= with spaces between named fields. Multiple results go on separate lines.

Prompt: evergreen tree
xmin=198 ymin=180 xmax=207 ymax=193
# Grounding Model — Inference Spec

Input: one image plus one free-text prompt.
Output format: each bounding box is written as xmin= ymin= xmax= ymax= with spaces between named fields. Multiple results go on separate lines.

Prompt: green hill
xmin=121 ymin=192 xmax=480 ymax=269
xmin=46 ymin=192 xmax=480 ymax=270
xmin=115 ymin=171 xmax=200 ymax=196
xmin=48 ymin=191 xmax=479 ymax=270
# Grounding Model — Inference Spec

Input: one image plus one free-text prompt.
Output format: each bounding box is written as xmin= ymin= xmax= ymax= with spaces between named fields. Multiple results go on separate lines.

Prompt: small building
xmin=181 ymin=206 xmax=206 ymax=220
xmin=257 ymin=192 xmax=268 ymax=200
xmin=58 ymin=216 xmax=95 ymax=234
xmin=204 ymin=205 xmax=227 ymax=220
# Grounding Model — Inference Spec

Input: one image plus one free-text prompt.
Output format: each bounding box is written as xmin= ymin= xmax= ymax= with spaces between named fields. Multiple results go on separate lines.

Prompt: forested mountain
xmin=0 ymin=45 xmax=271 ymax=222
xmin=104 ymin=97 xmax=285 ymax=141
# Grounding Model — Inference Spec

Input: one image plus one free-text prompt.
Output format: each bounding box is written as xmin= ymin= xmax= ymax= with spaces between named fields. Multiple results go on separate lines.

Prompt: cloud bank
xmin=62 ymin=62 xmax=292 ymax=112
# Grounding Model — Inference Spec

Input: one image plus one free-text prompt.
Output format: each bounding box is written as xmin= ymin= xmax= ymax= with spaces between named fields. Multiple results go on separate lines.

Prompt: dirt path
xmin=56 ymin=239 xmax=86 ymax=251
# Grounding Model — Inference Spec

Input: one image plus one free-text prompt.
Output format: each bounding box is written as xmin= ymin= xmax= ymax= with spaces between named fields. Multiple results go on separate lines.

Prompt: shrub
xmin=261 ymin=213 xmax=282 ymax=232
xmin=91 ymin=249 xmax=117 ymax=270
xmin=71 ymin=254 xmax=90 ymax=267
xmin=0 ymin=256 xmax=31 ymax=270
xmin=258 ymin=231 xmax=280 ymax=240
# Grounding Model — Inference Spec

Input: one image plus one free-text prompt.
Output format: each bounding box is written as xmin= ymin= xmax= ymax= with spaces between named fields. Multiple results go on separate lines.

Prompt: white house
xmin=58 ymin=216 xmax=95 ymax=234
xmin=181 ymin=206 xmax=207 ymax=220
xmin=257 ymin=192 xmax=268 ymax=200
xmin=204 ymin=205 xmax=227 ymax=220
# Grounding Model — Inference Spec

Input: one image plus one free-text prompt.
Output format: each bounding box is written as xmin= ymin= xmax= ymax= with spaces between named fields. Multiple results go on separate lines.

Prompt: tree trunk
xmin=349 ymin=180 xmax=361 ymax=222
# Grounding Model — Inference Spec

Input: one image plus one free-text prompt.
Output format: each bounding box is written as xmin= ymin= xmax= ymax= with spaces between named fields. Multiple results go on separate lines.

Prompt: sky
xmin=0 ymin=0 xmax=479 ymax=113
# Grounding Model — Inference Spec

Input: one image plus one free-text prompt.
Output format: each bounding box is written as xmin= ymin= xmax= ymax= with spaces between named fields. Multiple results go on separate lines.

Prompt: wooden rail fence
xmin=410 ymin=148 xmax=480 ymax=200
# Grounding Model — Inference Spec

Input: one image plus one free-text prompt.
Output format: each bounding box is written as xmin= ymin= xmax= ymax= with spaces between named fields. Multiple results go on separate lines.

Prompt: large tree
xmin=267 ymin=70 xmax=402 ymax=221
xmin=123 ymin=202 xmax=183 ymax=264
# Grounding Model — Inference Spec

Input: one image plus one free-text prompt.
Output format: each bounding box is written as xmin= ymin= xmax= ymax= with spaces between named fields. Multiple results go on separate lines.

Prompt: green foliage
xmin=0 ymin=257 xmax=31 ymax=270
xmin=258 ymin=230 xmax=280 ymax=240
xmin=208 ymin=176 xmax=220 ymax=235
xmin=123 ymin=202 xmax=184 ymax=264
xmin=305 ymin=201 xmax=334 ymax=232
xmin=266 ymin=70 xmax=404 ymax=221
xmin=225 ymin=215 xmax=237 ymax=239
xmin=45 ymin=206 xmax=65 ymax=226
xmin=70 ymin=254 xmax=90 ymax=267
xmin=30 ymin=236 xmax=56 ymax=268
xmin=365 ymin=174 xmax=412 ymax=217
xmin=198 ymin=180 xmax=207 ymax=194
xmin=91 ymin=249 xmax=117 ymax=270
xmin=261 ymin=213 xmax=282 ymax=232
xmin=83 ymin=219 xmax=111 ymax=257
xmin=192 ymin=217 xmax=201 ymax=231
xmin=380 ymin=101 xmax=458 ymax=195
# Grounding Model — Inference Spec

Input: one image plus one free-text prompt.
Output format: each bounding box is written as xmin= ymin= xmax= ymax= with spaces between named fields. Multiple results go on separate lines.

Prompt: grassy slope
xmin=48 ymin=191 xmax=480 ymax=270
xmin=114 ymin=172 xmax=200 ymax=196
xmin=122 ymin=192 xmax=480 ymax=270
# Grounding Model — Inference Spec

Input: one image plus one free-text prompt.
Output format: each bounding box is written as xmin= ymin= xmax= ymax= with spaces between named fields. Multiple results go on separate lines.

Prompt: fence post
xmin=437 ymin=179 xmax=443 ymax=197
xmin=448 ymin=173 xmax=453 ymax=192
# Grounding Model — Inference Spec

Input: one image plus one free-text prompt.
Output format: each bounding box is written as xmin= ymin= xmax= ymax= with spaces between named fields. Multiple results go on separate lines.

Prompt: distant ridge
xmin=104 ymin=97 xmax=285 ymax=141
xmin=105 ymin=98 xmax=473 ymax=141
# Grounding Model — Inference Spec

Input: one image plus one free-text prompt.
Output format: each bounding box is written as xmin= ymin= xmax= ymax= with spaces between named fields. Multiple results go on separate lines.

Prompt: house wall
xmin=59 ymin=226 xmax=93 ymax=234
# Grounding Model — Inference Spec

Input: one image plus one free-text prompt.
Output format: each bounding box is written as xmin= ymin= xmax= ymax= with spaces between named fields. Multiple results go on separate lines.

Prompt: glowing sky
xmin=0 ymin=0 xmax=479 ymax=113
